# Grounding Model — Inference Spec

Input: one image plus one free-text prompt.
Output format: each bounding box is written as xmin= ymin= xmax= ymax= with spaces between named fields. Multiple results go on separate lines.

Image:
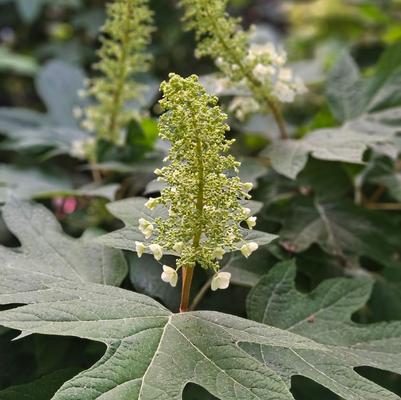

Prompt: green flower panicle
xmin=179 ymin=0 xmax=307 ymax=128
xmin=137 ymin=74 xmax=259 ymax=291
xmin=81 ymin=0 xmax=154 ymax=145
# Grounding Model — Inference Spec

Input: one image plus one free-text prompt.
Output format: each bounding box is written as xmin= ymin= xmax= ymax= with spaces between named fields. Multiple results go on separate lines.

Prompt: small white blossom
xmin=173 ymin=242 xmax=184 ymax=254
xmin=135 ymin=241 xmax=146 ymax=258
xmin=246 ymin=216 xmax=257 ymax=229
xmin=211 ymin=272 xmax=231 ymax=291
xmin=77 ymin=89 xmax=87 ymax=98
xmin=272 ymin=81 xmax=296 ymax=103
xmin=145 ymin=197 xmax=158 ymax=210
xmin=161 ymin=265 xmax=178 ymax=287
xmin=213 ymin=247 xmax=225 ymax=260
xmin=81 ymin=119 xmax=95 ymax=132
xmin=228 ymin=96 xmax=260 ymax=121
xmin=139 ymin=218 xmax=154 ymax=239
xmin=149 ymin=243 xmax=163 ymax=261
xmin=242 ymin=207 xmax=251 ymax=217
xmin=154 ymin=168 xmax=163 ymax=176
xmin=252 ymin=63 xmax=275 ymax=83
xmin=72 ymin=106 xmax=83 ymax=119
xmin=241 ymin=242 xmax=259 ymax=258
xmin=70 ymin=137 xmax=96 ymax=159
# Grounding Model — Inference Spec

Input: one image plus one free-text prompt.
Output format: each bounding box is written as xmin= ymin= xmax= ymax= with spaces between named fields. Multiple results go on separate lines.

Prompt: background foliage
xmin=0 ymin=0 xmax=401 ymax=399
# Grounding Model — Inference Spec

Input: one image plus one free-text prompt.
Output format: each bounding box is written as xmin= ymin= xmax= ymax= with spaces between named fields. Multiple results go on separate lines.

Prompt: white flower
xmin=161 ymin=265 xmax=178 ymax=287
xmin=81 ymin=119 xmax=95 ymax=132
xmin=154 ymin=168 xmax=163 ymax=176
xmin=278 ymin=67 xmax=293 ymax=82
xmin=228 ymin=96 xmax=260 ymax=121
xmin=246 ymin=216 xmax=257 ymax=229
xmin=72 ymin=106 xmax=83 ymax=119
xmin=145 ymin=197 xmax=158 ymax=210
xmin=272 ymin=81 xmax=296 ymax=103
xmin=77 ymin=89 xmax=87 ymax=98
xmin=241 ymin=242 xmax=259 ymax=258
xmin=294 ymin=76 xmax=308 ymax=94
xmin=138 ymin=218 xmax=154 ymax=239
xmin=173 ymin=241 xmax=184 ymax=254
xmin=71 ymin=139 xmax=86 ymax=159
xmin=71 ymin=137 xmax=96 ymax=159
xmin=242 ymin=207 xmax=251 ymax=217
xmin=135 ymin=241 xmax=146 ymax=258
xmin=149 ymin=244 xmax=163 ymax=261
xmin=211 ymin=272 xmax=231 ymax=291
xmin=253 ymin=63 xmax=275 ymax=83
xmin=213 ymin=247 xmax=225 ymax=260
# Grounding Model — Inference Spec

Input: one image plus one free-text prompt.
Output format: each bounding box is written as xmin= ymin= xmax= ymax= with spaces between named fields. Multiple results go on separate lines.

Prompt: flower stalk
xmin=136 ymin=74 xmax=260 ymax=311
xmin=180 ymin=0 xmax=307 ymax=136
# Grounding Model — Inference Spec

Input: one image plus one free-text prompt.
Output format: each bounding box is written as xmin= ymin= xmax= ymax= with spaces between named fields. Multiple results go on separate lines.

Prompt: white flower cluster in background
xmin=226 ymin=42 xmax=307 ymax=121
xmin=70 ymin=137 xmax=96 ymax=160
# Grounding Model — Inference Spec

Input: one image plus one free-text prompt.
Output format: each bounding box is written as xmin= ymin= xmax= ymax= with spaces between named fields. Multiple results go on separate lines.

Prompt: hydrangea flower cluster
xmin=79 ymin=0 xmax=153 ymax=145
xmin=179 ymin=0 xmax=307 ymax=127
xmin=135 ymin=74 xmax=259 ymax=291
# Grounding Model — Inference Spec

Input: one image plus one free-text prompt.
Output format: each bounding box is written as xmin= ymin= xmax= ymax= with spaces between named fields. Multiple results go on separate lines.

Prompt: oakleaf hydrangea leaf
xmin=245 ymin=260 xmax=401 ymax=399
xmin=0 ymin=199 xmax=127 ymax=303
xmin=0 ymin=277 xmax=325 ymax=400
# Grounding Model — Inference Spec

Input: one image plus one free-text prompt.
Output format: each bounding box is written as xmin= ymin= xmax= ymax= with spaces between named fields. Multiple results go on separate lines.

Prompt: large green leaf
xmin=266 ymin=43 xmax=401 ymax=179
xmin=36 ymin=60 xmax=87 ymax=127
xmin=276 ymin=196 xmax=401 ymax=269
xmin=264 ymin=129 xmax=389 ymax=179
xmin=0 ymin=60 xmax=90 ymax=156
xmin=0 ymin=220 xmax=400 ymax=398
xmin=0 ymin=199 xmax=127 ymax=290
xmin=246 ymin=260 xmax=401 ymax=399
xmin=96 ymin=197 xmax=277 ymax=255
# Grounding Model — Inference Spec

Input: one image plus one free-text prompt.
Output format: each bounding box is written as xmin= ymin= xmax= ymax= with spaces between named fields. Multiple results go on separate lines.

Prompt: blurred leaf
xmin=326 ymin=52 xmax=364 ymax=122
xmin=0 ymin=47 xmax=39 ymax=75
xmin=0 ymin=165 xmax=118 ymax=201
xmin=264 ymin=128 xmax=389 ymax=179
xmin=36 ymin=60 xmax=86 ymax=127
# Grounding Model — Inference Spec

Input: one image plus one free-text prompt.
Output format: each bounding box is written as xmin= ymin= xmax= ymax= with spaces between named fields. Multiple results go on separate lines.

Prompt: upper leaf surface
xmin=246 ymin=260 xmax=401 ymax=400
xmin=0 ymin=199 xmax=127 ymax=304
